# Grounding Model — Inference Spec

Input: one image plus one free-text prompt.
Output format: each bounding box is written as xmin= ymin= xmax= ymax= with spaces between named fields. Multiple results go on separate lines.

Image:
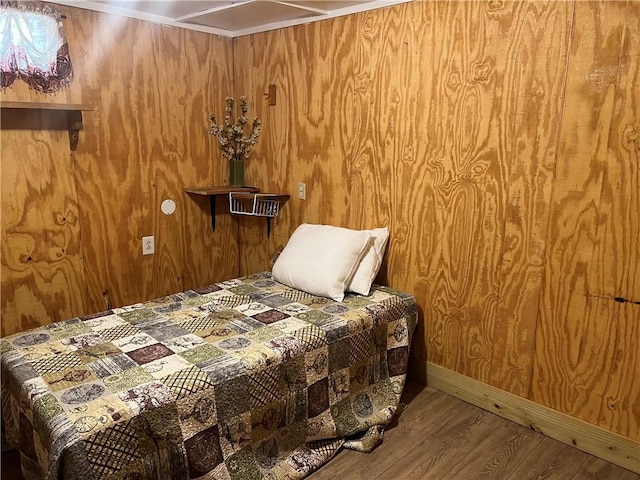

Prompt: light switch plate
xmin=297 ymin=183 xmax=306 ymax=200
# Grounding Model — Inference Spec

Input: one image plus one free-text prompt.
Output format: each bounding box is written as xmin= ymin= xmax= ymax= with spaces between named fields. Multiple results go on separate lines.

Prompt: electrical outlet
xmin=297 ymin=182 xmax=306 ymax=200
xmin=142 ymin=236 xmax=155 ymax=255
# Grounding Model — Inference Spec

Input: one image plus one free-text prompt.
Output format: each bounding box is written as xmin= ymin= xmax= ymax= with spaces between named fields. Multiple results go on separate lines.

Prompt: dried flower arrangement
xmin=208 ymin=96 xmax=261 ymax=161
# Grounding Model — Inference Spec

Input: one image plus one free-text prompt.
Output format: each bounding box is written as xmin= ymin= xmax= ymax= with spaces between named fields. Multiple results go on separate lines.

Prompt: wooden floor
xmin=308 ymin=380 xmax=639 ymax=480
xmin=2 ymin=380 xmax=638 ymax=479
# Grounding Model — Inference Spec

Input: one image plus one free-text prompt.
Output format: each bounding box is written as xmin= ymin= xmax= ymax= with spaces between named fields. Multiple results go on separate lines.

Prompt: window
xmin=0 ymin=1 xmax=73 ymax=92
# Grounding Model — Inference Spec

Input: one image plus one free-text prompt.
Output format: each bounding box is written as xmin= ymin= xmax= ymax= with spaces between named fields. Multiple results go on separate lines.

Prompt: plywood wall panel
xmin=591 ymin=2 xmax=640 ymax=303
xmin=418 ymin=2 xmax=509 ymax=382
xmin=1 ymin=6 xmax=235 ymax=335
xmin=487 ymin=2 xmax=573 ymax=397
xmin=589 ymin=1 xmax=640 ymax=439
xmin=1 ymin=110 xmax=87 ymax=335
xmin=531 ymin=1 xmax=639 ymax=440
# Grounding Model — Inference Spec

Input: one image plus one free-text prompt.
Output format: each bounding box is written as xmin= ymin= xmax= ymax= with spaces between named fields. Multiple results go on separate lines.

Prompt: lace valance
xmin=0 ymin=1 xmax=73 ymax=93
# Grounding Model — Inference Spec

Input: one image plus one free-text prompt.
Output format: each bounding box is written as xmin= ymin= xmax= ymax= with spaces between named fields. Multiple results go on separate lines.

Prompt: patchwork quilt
xmin=1 ymin=272 xmax=417 ymax=480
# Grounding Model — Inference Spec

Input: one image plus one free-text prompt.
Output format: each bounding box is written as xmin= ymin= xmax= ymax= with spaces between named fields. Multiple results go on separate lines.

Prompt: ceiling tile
xmin=92 ymin=1 xmax=234 ymax=19
xmin=184 ymin=1 xmax=323 ymax=31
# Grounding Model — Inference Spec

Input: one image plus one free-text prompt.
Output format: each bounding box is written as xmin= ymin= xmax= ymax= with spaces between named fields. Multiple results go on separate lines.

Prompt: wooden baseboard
xmin=407 ymin=358 xmax=640 ymax=474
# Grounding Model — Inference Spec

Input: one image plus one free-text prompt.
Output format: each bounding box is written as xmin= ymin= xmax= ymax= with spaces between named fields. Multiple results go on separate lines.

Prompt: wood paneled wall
xmin=1 ymin=6 xmax=236 ymax=335
xmin=233 ymin=1 xmax=639 ymax=440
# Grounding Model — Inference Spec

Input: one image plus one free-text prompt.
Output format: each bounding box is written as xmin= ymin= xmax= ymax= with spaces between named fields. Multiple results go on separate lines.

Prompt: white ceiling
xmin=51 ymin=0 xmax=412 ymax=37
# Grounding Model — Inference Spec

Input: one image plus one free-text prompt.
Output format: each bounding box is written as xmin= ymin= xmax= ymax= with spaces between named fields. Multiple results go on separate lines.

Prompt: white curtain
xmin=0 ymin=2 xmax=73 ymax=92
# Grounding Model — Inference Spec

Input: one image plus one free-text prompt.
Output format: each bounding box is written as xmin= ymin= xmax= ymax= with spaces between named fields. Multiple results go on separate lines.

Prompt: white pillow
xmin=272 ymin=224 xmax=372 ymax=302
xmin=347 ymin=227 xmax=389 ymax=295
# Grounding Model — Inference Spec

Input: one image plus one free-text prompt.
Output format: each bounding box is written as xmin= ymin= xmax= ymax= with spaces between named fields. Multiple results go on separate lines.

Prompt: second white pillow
xmin=347 ymin=227 xmax=389 ymax=295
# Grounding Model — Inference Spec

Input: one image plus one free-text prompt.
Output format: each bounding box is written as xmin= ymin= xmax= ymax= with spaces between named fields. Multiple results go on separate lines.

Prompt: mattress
xmin=1 ymin=271 xmax=417 ymax=479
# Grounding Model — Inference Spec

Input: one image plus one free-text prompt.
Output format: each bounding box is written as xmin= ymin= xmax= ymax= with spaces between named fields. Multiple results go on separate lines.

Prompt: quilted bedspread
xmin=1 ymin=272 xmax=417 ymax=480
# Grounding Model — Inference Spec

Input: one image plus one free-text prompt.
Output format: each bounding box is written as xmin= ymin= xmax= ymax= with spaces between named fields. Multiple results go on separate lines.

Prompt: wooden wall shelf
xmin=184 ymin=186 xmax=259 ymax=196
xmin=184 ymin=186 xmax=259 ymax=231
xmin=0 ymin=101 xmax=93 ymax=151
xmin=0 ymin=101 xmax=93 ymax=111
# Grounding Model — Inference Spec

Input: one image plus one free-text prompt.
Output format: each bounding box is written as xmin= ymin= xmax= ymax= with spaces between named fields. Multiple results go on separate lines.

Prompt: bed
xmin=1 ymin=271 xmax=417 ymax=479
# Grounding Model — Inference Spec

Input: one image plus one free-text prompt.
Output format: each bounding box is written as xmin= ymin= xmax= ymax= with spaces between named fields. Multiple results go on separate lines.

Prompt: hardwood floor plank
xmin=375 ymin=401 xmax=503 ymax=479
xmin=507 ymin=436 xmax=588 ymax=480
xmin=445 ymin=421 xmax=542 ymax=480
xmin=391 ymin=383 xmax=448 ymax=426
xmin=571 ymin=455 xmax=640 ymax=480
